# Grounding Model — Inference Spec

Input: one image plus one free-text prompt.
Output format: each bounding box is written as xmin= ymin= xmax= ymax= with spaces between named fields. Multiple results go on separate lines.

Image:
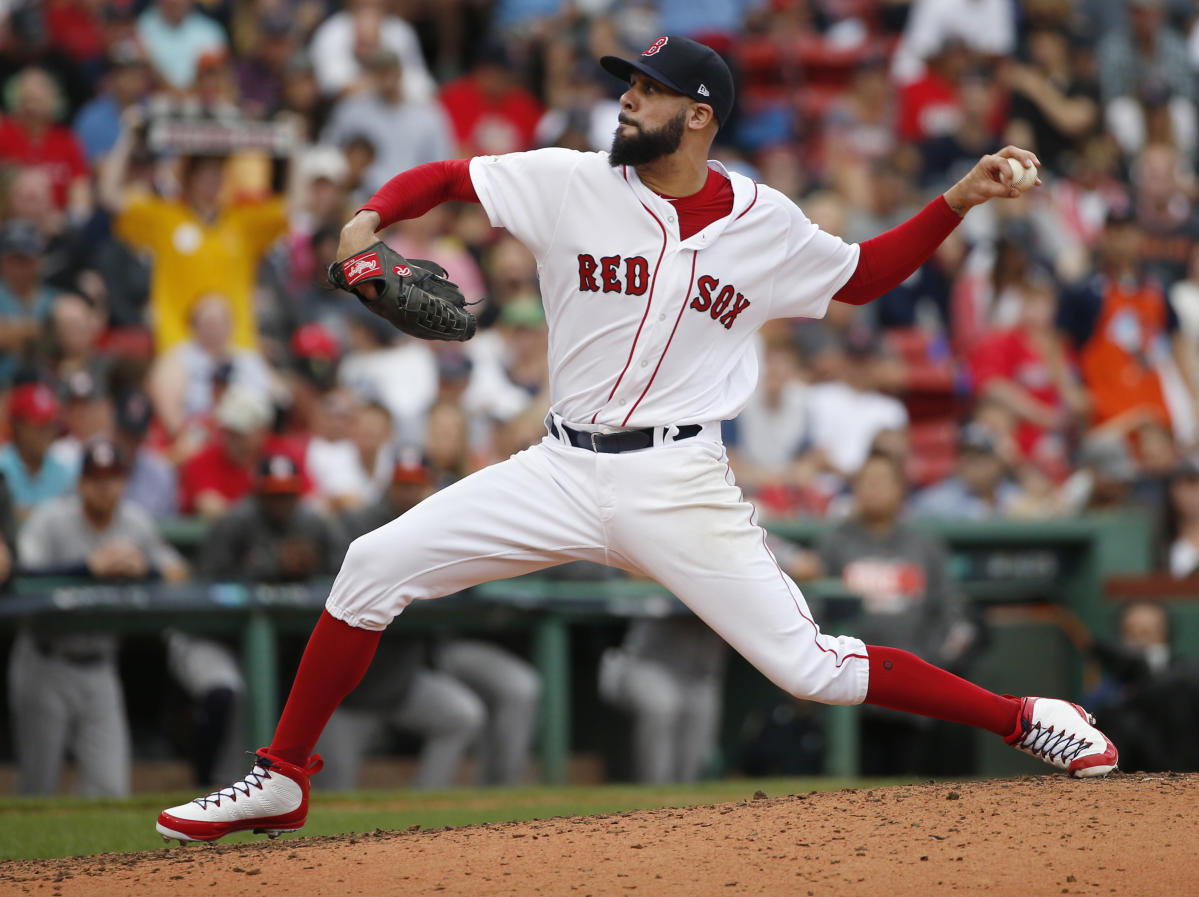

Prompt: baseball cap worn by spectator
xmin=10 ymin=382 xmax=60 ymax=425
xmin=115 ymin=390 xmax=154 ymax=438
xmin=290 ymin=324 xmax=341 ymax=390
xmin=600 ymin=36 xmax=735 ymax=127
xmin=392 ymin=448 xmax=431 ymax=486
xmin=256 ymin=454 xmax=304 ymax=494
xmin=81 ymin=436 xmax=129 ymax=478
xmin=215 ymin=387 xmax=273 ymax=435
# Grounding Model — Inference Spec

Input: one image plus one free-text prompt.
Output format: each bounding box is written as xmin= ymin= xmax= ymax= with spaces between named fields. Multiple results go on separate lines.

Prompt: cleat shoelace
xmin=192 ymin=757 xmax=273 ymax=810
xmin=1015 ymin=721 xmax=1093 ymax=767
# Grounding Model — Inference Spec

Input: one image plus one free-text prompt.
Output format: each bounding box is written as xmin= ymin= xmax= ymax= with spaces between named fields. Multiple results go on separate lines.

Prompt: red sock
xmin=269 ymin=611 xmax=383 ymax=765
xmin=864 ymin=645 xmax=1020 ymax=736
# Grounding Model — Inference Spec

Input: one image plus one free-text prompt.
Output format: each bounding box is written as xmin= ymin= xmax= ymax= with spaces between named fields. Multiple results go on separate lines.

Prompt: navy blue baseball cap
xmin=601 ymin=35 xmax=734 ymax=127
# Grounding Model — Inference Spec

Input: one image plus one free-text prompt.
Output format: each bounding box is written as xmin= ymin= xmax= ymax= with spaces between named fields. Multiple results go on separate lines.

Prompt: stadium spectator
xmin=11 ymin=436 xmax=187 ymax=797
xmin=909 ymin=422 xmax=1020 ymax=519
xmin=891 ymin=0 xmax=1017 ymax=85
xmin=438 ymin=44 xmax=544 ymax=156
xmin=279 ymin=326 xmax=345 ymax=445
xmin=72 ymin=38 xmax=153 ymax=164
xmin=178 ymin=385 xmax=273 ymax=517
xmin=307 ymin=0 xmax=436 ymax=102
xmin=100 ymin=119 xmax=291 ymax=354
xmin=112 ymin=388 xmax=178 ymax=519
xmin=599 ymin=616 xmax=728 ymax=784
xmin=803 ymin=329 xmax=909 ymax=478
xmin=322 ymin=49 xmax=454 ymax=197
xmin=0 ymin=221 xmax=57 ymax=384
xmin=135 ymin=0 xmax=227 ymax=91
xmin=724 ymin=335 xmax=816 ymax=505
xmin=1060 ymin=434 xmax=1142 ymax=514
xmin=895 ymin=38 xmax=969 ymax=143
xmin=41 ymin=292 xmax=108 ymax=393
xmin=969 ymin=280 xmax=1089 ymax=464
xmin=423 ymin=399 xmax=476 ymax=486
xmin=1096 ymin=0 xmax=1195 ymax=156
xmin=1131 ymin=142 xmax=1199 ymax=290
xmin=0 ymin=67 xmax=92 ymax=217
xmin=307 ymin=398 xmax=395 ymax=512
xmin=199 ymin=452 xmax=342 ymax=582
xmin=1058 ymin=208 xmax=1199 ymax=439
xmin=48 ymin=369 xmax=115 ymax=472
xmin=147 ymin=293 xmax=275 ymax=438
xmin=0 ymin=382 xmax=76 ymax=520
xmin=823 ymin=55 xmax=899 ymax=210
xmin=1002 ymin=23 xmax=1100 ymax=176
xmin=787 ymin=450 xmax=975 ymax=775
xmin=461 ymin=296 xmax=549 ymax=429
xmin=1074 ymin=601 xmax=1199 ymax=772
xmin=339 ymin=311 xmax=438 ymax=443
xmin=1165 ymin=457 xmax=1199 ymax=577
xmin=232 ymin=11 xmax=298 ymax=122
xmin=5 ymin=166 xmax=91 ymax=295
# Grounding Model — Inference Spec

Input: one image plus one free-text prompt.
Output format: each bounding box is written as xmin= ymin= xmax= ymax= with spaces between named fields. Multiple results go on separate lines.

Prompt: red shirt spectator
xmin=179 ymin=438 xmax=254 ymax=514
xmin=0 ymin=69 xmax=90 ymax=212
xmin=439 ymin=57 xmax=543 ymax=156
xmin=45 ymin=0 xmax=106 ymax=64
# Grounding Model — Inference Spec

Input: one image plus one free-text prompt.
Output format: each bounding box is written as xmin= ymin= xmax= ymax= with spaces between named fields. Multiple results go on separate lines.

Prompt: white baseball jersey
xmin=469 ymin=149 xmax=859 ymax=428
xmin=326 ymin=148 xmax=872 ymax=717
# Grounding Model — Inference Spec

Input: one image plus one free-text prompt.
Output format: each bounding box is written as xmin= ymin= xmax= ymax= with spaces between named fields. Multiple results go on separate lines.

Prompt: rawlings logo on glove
xmin=329 ymin=242 xmax=477 ymax=342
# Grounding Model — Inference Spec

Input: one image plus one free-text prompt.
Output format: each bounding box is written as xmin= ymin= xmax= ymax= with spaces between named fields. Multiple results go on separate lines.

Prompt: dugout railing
xmin=0 ymin=511 xmax=1159 ymax=783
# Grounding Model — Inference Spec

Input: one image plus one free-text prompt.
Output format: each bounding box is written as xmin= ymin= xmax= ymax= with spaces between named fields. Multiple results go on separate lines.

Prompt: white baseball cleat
xmin=156 ymin=750 xmax=323 ymax=842
xmin=1003 ymin=697 xmax=1118 ymax=777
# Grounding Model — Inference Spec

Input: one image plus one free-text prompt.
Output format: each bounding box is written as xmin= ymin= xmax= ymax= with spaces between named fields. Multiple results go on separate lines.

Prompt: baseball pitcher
xmin=158 ymin=36 xmax=1116 ymax=842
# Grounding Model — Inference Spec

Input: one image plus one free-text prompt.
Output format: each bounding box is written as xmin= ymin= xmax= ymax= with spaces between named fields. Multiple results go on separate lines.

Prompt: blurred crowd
xmin=3 ymin=0 xmax=1199 ymax=792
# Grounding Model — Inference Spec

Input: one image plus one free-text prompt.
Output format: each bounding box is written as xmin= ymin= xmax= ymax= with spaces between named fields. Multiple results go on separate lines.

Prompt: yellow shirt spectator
xmin=116 ymin=195 xmax=287 ymax=352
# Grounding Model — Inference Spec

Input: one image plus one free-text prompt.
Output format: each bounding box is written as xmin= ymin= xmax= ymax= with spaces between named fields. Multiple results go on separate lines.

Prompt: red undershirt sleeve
xmin=359 ymin=159 xmax=480 ymax=228
xmin=832 ymin=195 xmax=963 ymax=306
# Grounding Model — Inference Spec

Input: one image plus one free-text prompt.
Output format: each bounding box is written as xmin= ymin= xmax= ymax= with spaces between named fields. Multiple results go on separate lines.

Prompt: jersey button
xmin=667 ymin=215 xmax=675 ymax=223
xmin=640 ymin=361 xmax=648 ymax=367
xmin=619 ymin=399 xmax=627 ymax=406
xmin=658 ymin=314 xmax=665 ymax=321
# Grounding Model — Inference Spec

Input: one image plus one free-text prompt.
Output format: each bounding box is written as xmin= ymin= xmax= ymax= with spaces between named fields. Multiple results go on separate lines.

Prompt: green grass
xmin=0 ymin=777 xmax=908 ymax=861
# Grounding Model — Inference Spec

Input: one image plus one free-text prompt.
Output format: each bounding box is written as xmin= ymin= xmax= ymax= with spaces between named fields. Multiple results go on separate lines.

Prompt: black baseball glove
xmin=329 ymin=241 xmax=477 ymax=342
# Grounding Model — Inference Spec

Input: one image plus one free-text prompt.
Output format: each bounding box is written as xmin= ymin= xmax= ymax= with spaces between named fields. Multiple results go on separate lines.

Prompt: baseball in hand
xmin=1007 ymin=157 xmax=1038 ymax=193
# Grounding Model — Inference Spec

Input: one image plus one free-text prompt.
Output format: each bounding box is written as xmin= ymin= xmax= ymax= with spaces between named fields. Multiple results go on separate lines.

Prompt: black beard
xmin=608 ymin=109 xmax=687 ymax=167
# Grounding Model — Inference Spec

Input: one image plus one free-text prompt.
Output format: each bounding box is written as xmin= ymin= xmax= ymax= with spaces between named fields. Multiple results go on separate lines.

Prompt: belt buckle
xmin=590 ymin=432 xmax=601 ymax=452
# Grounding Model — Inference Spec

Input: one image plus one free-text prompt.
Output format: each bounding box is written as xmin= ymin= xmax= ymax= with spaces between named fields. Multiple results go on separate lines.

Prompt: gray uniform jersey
xmin=9 ymin=496 xmax=181 ymax=797
xmin=816 ymin=519 xmax=964 ymax=666
xmin=199 ymin=498 xmax=346 ymax=582
xmin=19 ymin=495 xmax=186 ymax=656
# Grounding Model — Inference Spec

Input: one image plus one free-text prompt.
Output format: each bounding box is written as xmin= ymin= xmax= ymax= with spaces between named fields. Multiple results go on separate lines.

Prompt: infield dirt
xmin=2 ymin=773 xmax=1195 ymax=897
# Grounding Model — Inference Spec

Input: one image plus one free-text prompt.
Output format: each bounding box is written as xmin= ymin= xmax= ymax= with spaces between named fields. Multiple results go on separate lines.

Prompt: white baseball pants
xmin=326 ymin=431 xmax=870 ymax=707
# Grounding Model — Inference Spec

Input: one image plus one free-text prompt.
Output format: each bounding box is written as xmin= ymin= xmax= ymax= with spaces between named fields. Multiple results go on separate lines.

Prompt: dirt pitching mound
xmin=3 ymin=773 xmax=1196 ymax=897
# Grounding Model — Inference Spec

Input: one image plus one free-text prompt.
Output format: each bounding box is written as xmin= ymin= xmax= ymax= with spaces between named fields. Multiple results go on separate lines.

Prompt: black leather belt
xmin=549 ymin=419 xmax=701 ymax=453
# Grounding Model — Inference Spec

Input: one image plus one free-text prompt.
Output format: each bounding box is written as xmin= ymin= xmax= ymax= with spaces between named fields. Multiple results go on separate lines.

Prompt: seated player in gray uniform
xmin=12 ymin=436 xmax=187 ymax=796
xmin=600 ymin=615 xmax=728 ymax=783
xmin=317 ymin=452 xmax=541 ymax=789
xmin=171 ymin=453 xmax=347 ymax=786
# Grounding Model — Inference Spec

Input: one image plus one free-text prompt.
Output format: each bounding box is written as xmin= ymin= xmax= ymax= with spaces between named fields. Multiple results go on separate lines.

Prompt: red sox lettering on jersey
xmin=469 ymin=148 xmax=860 ymax=428
xmin=577 ymin=255 xmax=753 ymax=331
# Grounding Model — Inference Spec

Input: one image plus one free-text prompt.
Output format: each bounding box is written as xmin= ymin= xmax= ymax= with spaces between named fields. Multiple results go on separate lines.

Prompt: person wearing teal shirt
xmin=0 ymin=383 xmax=78 ymax=520
xmin=0 ymin=222 xmax=58 ymax=385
